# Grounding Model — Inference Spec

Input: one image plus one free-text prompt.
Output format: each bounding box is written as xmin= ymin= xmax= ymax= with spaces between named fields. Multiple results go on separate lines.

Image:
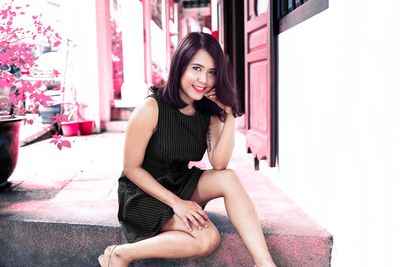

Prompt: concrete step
xmin=110 ymin=101 xmax=134 ymax=121
xmin=102 ymin=120 xmax=128 ymax=133
xmin=0 ymin=133 xmax=332 ymax=267
xmin=0 ymin=171 xmax=332 ymax=267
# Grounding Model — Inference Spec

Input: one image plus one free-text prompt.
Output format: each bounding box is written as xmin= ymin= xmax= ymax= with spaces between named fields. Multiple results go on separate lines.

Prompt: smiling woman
xmin=179 ymin=49 xmax=217 ymax=104
xmin=98 ymin=32 xmax=276 ymax=267
xmin=157 ymin=32 xmax=241 ymax=120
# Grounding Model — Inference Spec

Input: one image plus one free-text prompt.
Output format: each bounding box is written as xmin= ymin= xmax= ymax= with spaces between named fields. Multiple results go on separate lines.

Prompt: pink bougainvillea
xmin=49 ymin=134 xmax=71 ymax=151
xmin=0 ymin=0 xmax=70 ymax=150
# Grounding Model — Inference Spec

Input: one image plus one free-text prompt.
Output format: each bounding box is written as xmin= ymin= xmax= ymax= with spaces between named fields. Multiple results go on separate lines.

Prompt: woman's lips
xmin=192 ymin=85 xmax=207 ymax=94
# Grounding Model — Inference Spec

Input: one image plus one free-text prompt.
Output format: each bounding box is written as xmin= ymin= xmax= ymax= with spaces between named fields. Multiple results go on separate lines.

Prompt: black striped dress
xmin=117 ymin=93 xmax=210 ymax=243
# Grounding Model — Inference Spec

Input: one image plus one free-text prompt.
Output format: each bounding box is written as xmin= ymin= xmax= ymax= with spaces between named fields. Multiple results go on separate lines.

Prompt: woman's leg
xmin=99 ymin=214 xmax=221 ymax=267
xmin=190 ymin=169 xmax=276 ymax=267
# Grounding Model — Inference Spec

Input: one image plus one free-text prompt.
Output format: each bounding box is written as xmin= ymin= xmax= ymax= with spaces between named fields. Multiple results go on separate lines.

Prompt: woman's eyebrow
xmin=191 ymin=63 xmax=204 ymax=67
xmin=191 ymin=63 xmax=216 ymax=71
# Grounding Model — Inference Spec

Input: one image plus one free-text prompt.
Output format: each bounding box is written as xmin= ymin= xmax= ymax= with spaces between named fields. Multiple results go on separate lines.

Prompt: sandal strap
xmin=107 ymin=245 xmax=117 ymax=267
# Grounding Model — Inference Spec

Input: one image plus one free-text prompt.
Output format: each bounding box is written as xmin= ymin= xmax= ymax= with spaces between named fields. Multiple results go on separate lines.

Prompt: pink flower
xmin=51 ymin=114 xmax=69 ymax=125
xmin=52 ymin=69 xmax=60 ymax=77
xmin=49 ymin=135 xmax=72 ymax=151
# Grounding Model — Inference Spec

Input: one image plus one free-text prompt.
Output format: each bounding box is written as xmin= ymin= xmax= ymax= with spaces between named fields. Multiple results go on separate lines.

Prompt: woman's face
xmin=180 ymin=49 xmax=216 ymax=104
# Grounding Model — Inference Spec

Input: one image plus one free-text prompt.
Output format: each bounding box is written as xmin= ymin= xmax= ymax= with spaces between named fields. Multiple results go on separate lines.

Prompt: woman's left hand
xmin=205 ymin=89 xmax=232 ymax=115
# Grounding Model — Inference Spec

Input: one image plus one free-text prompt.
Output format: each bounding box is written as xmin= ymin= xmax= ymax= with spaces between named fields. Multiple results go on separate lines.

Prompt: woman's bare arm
xmin=206 ymin=113 xmax=235 ymax=170
xmin=123 ymin=97 xmax=179 ymax=206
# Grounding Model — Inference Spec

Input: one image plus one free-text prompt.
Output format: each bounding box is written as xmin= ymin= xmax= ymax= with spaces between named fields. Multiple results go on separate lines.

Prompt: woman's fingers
xmin=205 ymin=92 xmax=215 ymax=97
xmin=182 ymin=211 xmax=208 ymax=231
xmin=179 ymin=213 xmax=200 ymax=231
xmin=196 ymin=210 xmax=209 ymax=224
xmin=194 ymin=213 xmax=208 ymax=229
xmin=205 ymin=92 xmax=226 ymax=110
xmin=192 ymin=202 xmax=209 ymax=222
xmin=190 ymin=211 xmax=209 ymax=229
xmin=187 ymin=214 xmax=203 ymax=229
xmin=175 ymin=200 xmax=210 ymax=231
xmin=181 ymin=216 xmax=192 ymax=232
xmin=205 ymin=89 xmax=216 ymax=98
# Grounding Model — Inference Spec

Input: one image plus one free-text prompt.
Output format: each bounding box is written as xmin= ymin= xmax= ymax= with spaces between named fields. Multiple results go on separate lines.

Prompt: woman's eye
xmin=192 ymin=66 xmax=201 ymax=71
xmin=209 ymin=70 xmax=217 ymax=75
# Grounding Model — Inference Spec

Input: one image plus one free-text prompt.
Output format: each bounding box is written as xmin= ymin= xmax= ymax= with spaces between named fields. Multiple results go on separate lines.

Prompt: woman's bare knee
xmin=213 ymin=169 xmax=242 ymax=195
xmin=160 ymin=214 xmax=221 ymax=257
xmin=215 ymin=169 xmax=239 ymax=181
xmin=196 ymin=227 xmax=221 ymax=257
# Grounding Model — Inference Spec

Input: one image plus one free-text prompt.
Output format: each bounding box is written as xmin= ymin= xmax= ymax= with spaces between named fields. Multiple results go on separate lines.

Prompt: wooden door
xmin=244 ymin=0 xmax=276 ymax=168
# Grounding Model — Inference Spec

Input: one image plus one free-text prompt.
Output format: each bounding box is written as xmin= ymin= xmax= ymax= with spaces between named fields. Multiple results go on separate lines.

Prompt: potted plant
xmin=0 ymin=1 xmax=70 ymax=189
xmin=60 ymin=90 xmax=94 ymax=137
xmin=59 ymin=40 xmax=94 ymax=137
xmin=0 ymin=115 xmax=24 ymax=189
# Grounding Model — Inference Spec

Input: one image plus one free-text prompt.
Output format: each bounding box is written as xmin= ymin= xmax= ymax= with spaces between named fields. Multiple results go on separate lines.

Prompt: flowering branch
xmin=0 ymin=0 xmax=71 ymax=150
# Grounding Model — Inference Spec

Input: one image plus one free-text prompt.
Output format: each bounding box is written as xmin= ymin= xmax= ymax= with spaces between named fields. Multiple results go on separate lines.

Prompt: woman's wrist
xmin=166 ymin=194 xmax=181 ymax=208
xmin=224 ymin=106 xmax=233 ymax=115
xmin=224 ymin=112 xmax=235 ymax=122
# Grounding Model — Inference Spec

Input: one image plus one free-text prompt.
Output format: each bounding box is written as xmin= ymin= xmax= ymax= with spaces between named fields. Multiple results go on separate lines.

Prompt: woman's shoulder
xmin=124 ymin=96 xmax=159 ymax=141
xmin=127 ymin=95 xmax=159 ymax=126
xmin=140 ymin=95 xmax=159 ymax=115
xmin=147 ymin=92 xmax=167 ymax=107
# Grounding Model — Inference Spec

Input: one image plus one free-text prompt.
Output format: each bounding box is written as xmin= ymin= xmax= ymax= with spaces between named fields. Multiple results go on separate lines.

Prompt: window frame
xmin=277 ymin=0 xmax=329 ymax=33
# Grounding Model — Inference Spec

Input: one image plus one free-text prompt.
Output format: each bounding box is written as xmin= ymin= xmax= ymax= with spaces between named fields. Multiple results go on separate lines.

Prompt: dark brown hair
xmin=153 ymin=32 xmax=241 ymax=119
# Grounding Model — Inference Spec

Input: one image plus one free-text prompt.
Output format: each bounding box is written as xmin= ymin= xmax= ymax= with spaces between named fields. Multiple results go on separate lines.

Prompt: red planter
xmin=79 ymin=120 xmax=93 ymax=135
xmin=61 ymin=121 xmax=79 ymax=136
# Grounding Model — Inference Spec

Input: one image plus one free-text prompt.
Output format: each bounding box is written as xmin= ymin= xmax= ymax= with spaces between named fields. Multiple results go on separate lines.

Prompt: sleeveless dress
xmin=117 ymin=93 xmax=210 ymax=243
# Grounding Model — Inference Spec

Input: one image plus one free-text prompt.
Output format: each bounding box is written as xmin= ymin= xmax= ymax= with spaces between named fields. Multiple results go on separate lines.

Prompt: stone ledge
xmin=0 ymin=170 xmax=332 ymax=267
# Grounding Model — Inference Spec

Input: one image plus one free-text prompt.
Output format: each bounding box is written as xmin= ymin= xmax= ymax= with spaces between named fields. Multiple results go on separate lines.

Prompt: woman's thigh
xmin=160 ymin=213 xmax=220 ymax=242
xmin=189 ymin=169 xmax=241 ymax=207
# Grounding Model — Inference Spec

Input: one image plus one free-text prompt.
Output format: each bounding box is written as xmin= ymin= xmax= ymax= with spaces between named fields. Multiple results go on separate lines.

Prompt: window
xmin=276 ymin=0 xmax=329 ymax=33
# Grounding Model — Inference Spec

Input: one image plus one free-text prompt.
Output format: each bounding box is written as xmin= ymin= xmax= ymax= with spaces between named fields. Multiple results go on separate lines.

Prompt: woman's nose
xmin=198 ymin=72 xmax=207 ymax=84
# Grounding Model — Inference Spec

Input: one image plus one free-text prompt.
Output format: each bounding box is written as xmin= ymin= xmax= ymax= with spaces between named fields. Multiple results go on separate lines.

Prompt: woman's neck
xmin=179 ymin=104 xmax=196 ymax=116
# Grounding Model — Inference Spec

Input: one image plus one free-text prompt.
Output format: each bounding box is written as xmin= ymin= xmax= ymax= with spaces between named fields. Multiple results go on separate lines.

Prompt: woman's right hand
xmin=171 ymin=199 xmax=209 ymax=232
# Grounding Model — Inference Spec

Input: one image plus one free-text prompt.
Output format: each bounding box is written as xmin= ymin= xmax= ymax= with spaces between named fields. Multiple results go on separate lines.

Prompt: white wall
xmin=274 ymin=1 xmax=400 ymax=266
xmin=61 ymin=0 xmax=113 ymax=127
xmin=62 ymin=0 xmax=101 ymax=130
xmin=119 ymin=0 xmax=147 ymax=106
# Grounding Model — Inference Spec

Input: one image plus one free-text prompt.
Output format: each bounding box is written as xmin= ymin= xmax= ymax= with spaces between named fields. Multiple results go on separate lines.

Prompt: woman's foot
xmin=256 ymin=263 xmax=277 ymax=267
xmin=98 ymin=245 xmax=128 ymax=267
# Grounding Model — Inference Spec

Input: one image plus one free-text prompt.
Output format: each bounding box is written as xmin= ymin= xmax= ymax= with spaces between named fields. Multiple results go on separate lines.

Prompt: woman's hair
xmin=152 ymin=32 xmax=242 ymax=119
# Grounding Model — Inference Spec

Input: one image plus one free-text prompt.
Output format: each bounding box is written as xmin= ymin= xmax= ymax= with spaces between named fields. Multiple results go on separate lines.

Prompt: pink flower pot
xmin=79 ymin=120 xmax=93 ymax=135
xmin=61 ymin=121 xmax=79 ymax=136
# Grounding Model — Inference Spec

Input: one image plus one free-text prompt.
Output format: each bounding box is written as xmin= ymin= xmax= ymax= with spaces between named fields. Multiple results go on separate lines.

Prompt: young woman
xmin=98 ymin=32 xmax=277 ymax=267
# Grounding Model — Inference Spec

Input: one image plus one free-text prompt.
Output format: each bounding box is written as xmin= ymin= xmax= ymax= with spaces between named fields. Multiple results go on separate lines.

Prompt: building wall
xmin=63 ymin=0 xmax=102 ymax=130
xmin=274 ymin=1 xmax=400 ymax=266
xmin=119 ymin=0 xmax=147 ymax=106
